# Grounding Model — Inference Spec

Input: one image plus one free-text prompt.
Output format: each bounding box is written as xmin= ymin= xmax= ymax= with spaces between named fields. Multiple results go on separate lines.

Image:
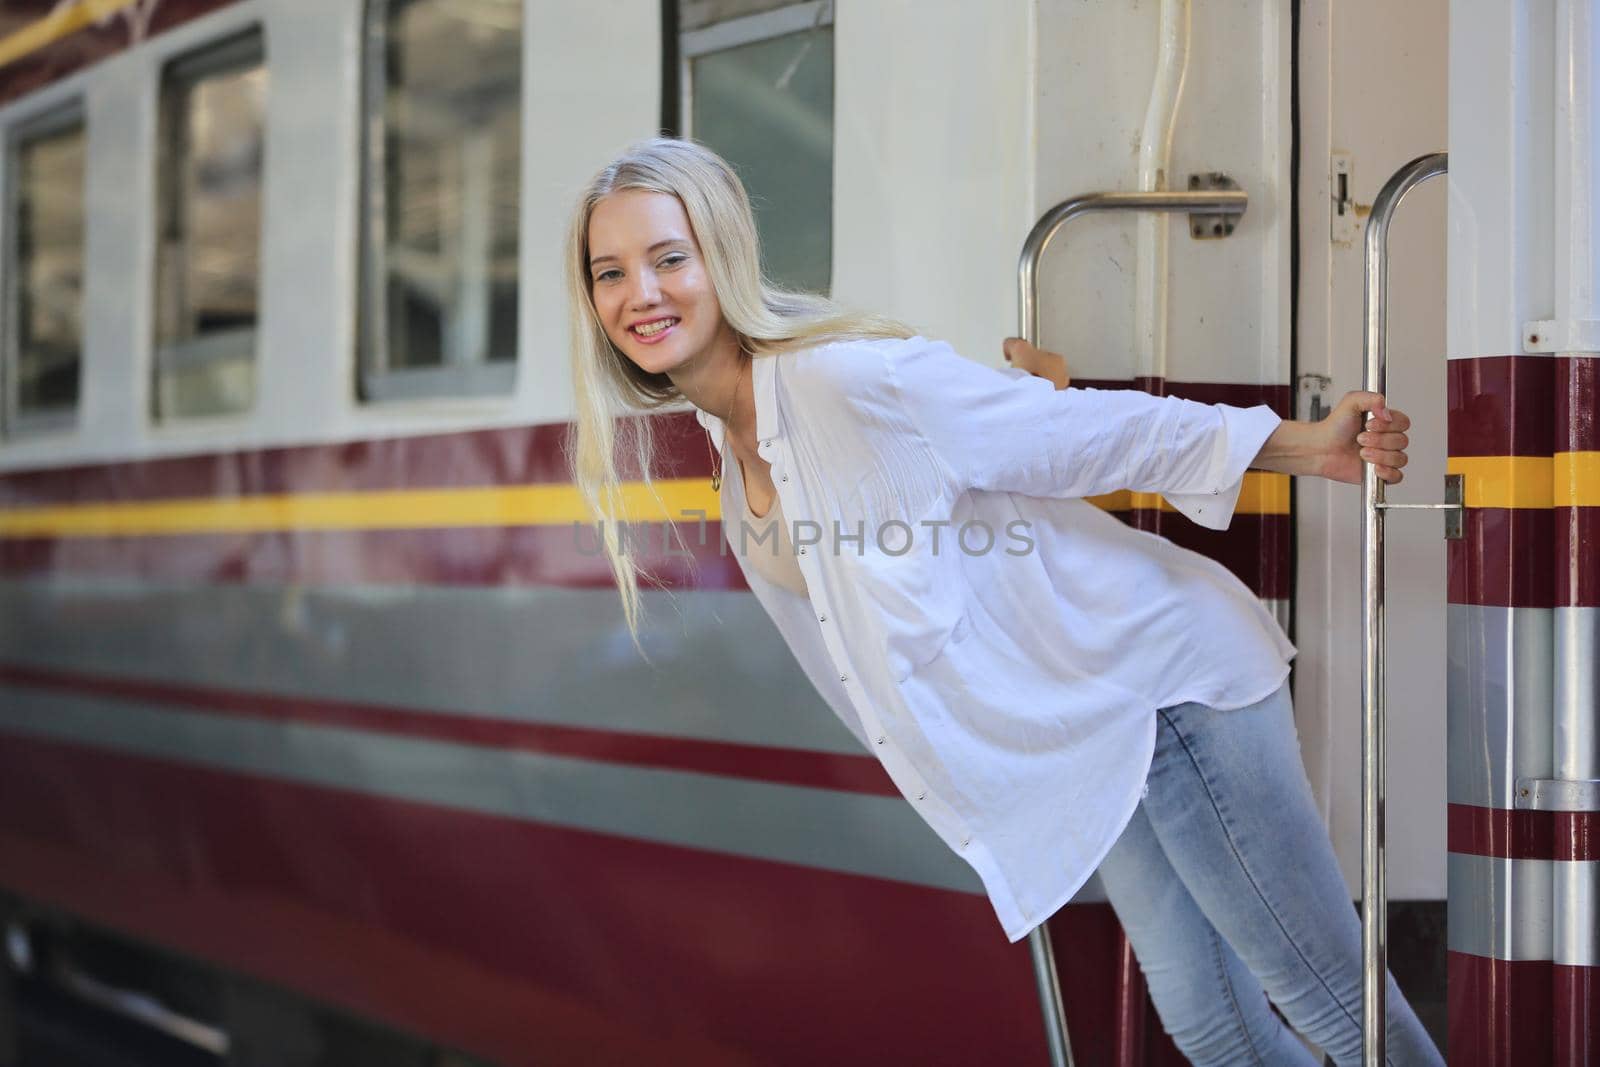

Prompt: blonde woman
xmin=565 ymin=137 xmax=1443 ymax=1067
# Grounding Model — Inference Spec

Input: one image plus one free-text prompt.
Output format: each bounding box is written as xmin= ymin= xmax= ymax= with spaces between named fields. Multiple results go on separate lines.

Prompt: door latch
xmin=1373 ymin=474 xmax=1465 ymax=540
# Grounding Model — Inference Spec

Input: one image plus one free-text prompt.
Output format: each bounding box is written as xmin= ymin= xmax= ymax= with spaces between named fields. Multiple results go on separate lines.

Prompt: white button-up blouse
xmin=693 ymin=334 xmax=1296 ymax=943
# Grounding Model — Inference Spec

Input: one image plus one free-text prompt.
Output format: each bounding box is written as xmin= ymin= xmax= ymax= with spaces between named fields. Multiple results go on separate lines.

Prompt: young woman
xmin=565 ymin=137 xmax=1444 ymax=1067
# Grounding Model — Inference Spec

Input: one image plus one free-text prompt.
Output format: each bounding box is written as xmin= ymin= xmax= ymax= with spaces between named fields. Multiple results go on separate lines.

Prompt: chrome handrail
xmin=1016 ymin=185 xmax=1248 ymax=1067
xmin=1018 ymin=189 xmax=1248 ymax=343
xmin=1360 ymin=151 xmax=1447 ymax=1067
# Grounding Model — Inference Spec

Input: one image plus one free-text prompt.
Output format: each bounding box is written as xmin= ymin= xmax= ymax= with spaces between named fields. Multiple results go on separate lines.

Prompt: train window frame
xmin=151 ymin=27 xmax=268 ymax=424
xmin=678 ymin=0 xmax=834 ymax=294
xmin=2 ymin=101 xmax=87 ymax=439
xmin=356 ymin=0 xmax=523 ymax=405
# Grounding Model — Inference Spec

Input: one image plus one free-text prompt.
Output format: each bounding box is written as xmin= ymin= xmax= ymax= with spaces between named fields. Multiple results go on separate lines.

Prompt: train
xmin=1 ymin=0 xmax=1591 ymax=1064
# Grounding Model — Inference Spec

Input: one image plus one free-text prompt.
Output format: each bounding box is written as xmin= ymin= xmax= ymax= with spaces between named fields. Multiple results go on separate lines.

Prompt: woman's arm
xmin=887 ymin=337 xmax=1280 ymax=531
xmin=1004 ymin=338 xmax=1412 ymax=486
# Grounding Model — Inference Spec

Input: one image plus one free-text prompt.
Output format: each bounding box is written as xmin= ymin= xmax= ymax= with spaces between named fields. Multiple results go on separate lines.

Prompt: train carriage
xmin=0 ymin=0 xmax=1590 ymax=1064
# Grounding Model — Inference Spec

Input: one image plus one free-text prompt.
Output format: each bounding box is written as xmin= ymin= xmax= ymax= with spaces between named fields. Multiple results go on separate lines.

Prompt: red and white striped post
xmin=1448 ymin=1 xmax=1600 ymax=1062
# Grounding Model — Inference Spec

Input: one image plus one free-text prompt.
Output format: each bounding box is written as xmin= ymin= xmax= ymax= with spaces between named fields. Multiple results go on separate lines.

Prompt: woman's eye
xmin=659 ymin=254 xmax=687 ymax=269
xmin=596 ymin=269 xmax=620 ymax=283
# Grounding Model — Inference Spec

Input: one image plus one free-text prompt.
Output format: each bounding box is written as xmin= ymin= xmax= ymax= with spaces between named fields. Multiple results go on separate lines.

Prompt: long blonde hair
xmin=564 ymin=136 xmax=914 ymax=659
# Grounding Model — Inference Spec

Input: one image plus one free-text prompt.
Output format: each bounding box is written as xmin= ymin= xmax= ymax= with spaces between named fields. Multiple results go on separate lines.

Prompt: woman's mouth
xmin=630 ymin=317 xmax=679 ymax=344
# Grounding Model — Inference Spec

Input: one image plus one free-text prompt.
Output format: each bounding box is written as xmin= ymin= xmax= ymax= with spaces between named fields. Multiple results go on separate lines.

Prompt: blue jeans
xmin=1095 ymin=682 xmax=1445 ymax=1067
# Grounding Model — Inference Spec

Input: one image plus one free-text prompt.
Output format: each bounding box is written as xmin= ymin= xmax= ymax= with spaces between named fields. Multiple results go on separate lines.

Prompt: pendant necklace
xmin=704 ymin=354 xmax=746 ymax=492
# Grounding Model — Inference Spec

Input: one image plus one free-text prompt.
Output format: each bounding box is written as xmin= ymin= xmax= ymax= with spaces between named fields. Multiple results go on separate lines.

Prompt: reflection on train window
xmin=681 ymin=0 xmax=833 ymax=295
xmin=3 ymin=105 xmax=85 ymax=436
xmin=153 ymin=30 xmax=267 ymax=421
xmin=359 ymin=0 xmax=522 ymax=402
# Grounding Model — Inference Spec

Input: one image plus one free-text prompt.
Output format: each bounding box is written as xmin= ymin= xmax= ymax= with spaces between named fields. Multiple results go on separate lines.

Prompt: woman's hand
xmin=1002 ymin=337 xmax=1071 ymax=390
xmin=1253 ymin=391 xmax=1412 ymax=485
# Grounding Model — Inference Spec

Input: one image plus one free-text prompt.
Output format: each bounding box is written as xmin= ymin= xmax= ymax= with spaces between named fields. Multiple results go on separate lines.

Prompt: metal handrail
xmin=1360 ymin=151 xmax=1447 ymax=1067
xmin=1015 ymin=185 xmax=1248 ymax=1067
xmin=1018 ymin=189 xmax=1249 ymax=343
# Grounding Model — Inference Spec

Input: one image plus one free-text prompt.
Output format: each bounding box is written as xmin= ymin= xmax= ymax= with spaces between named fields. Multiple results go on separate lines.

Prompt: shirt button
xmin=875 ymin=736 xmax=885 ymax=745
xmin=839 ymin=674 xmax=848 ymax=683
xmin=818 ymin=613 xmax=827 ymax=622
xmin=960 ymin=836 xmax=970 ymax=847
xmin=916 ymin=790 xmax=926 ymax=800
xmin=780 ymin=474 xmax=788 ymax=482
xmin=798 ymin=547 xmax=806 ymax=554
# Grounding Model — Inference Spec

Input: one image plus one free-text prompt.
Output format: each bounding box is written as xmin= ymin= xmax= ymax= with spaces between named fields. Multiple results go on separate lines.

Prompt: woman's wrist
xmin=1250 ymin=419 xmax=1324 ymax=478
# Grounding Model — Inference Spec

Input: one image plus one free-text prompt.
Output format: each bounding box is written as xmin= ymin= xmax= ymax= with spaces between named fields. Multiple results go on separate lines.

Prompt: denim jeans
xmin=1095 ymin=682 xmax=1445 ymax=1067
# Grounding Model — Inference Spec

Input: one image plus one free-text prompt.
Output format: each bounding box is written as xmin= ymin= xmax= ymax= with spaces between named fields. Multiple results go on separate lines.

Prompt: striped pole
xmin=1448 ymin=2 xmax=1600 ymax=1062
xmin=1548 ymin=4 xmax=1600 ymax=1058
xmin=1552 ymin=354 xmax=1599 ymax=1064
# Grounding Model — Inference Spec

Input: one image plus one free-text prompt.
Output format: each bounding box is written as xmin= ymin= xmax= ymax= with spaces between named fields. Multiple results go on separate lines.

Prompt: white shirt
xmin=693 ymin=335 xmax=1296 ymax=943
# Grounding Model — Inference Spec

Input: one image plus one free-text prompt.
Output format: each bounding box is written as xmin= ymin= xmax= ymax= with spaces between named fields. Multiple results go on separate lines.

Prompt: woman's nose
xmin=625 ymin=269 xmax=660 ymax=308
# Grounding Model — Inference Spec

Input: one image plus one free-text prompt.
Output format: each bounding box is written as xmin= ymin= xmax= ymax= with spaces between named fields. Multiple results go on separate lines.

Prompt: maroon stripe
xmin=1556 ymin=811 xmax=1600 ymax=863
xmin=0 ymin=0 xmax=241 ymax=108
xmin=0 ymin=520 xmax=748 ymax=589
xmin=0 ymin=413 xmax=715 ymax=507
xmin=1448 ymin=507 xmax=1557 ymax=608
xmin=0 ymin=662 xmax=898 ymax=797
xmin=1558 ymin=508 xmax=1600 ymax=606
xmin=0 ymin=380 xmax=1294 ymax=510
xmin=1448 ymin=355 xmax=1556 ymax=457
xmin=1557 ymin=355 xmax=1599 ymax=453
xmin=1449 ymin=952 xmax=1552 ymax=1066
xmin=1446 ymin=802 xmax=1577 ymax=860
xmin=1072 ymin=377 xmax=1294 ymax=418
xmin=1554 ymin=963 xmax=1600 ymax=1066
xmin=1558 ymin=358 xmax=1599 ymax=612
xmin=0 ymin=734 xmax=1052 ymax=1067
xmin=1111 ymin=510 xmax=1289 ymax=599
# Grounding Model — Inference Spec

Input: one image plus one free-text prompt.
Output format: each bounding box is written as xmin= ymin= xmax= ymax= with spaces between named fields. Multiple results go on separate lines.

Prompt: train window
xmin=681 ymin=0 xmax=834 ymax=294
xmin=153 ymin=30 xmax=267 ymax=421
xmin=3 ymin=104 xmax=85 ymax=436
xmin=358 ymin=0 xmax=522 ymax=402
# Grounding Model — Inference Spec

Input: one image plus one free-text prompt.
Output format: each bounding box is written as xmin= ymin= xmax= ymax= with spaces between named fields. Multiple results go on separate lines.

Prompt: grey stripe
xmin=1448 ymin=852 xmax=1553 ymax=961
xmin=0 ymin=681 xmax=985 ymax=896
xmin=1447 ymin=604 xmax=1554 ymax=808
xmin=1555 ymin=606 xmax=1600 ymax=782
xmin=1553 ymin=607 xmax=1600 ymax=969
xmin=0 ymin=580 xmax=864 ymax=755
xmin=1555 ymin=858 xmax=1600 ymax=967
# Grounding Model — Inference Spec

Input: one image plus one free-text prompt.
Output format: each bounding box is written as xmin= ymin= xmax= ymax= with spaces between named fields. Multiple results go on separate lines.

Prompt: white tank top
xmin=733 ymin=463 xmax=810 ymax=598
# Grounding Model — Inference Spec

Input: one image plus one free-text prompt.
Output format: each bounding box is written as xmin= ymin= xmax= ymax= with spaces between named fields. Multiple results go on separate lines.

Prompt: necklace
xmin=704 ymin=354 xmax=746 ymax=492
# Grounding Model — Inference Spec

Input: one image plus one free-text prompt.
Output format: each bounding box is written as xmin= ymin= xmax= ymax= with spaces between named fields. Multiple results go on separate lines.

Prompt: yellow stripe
xmin=1445 ymin=452 xmax=1600 ymax=508
xmin=1085 ymin=472 xmax=1290 ymax=516
xmin=0 ymin=0 xmax=143 ymax=71
xmin=0 ymin=480 xmax=722 ymax=539
xmin=1556 ymin=451 xmax=1600 ymax=508
xmin=0 ymin=470 xmax=1292 ymax=540
xmin=1445 ymin=456 xmax=1553 ymax=508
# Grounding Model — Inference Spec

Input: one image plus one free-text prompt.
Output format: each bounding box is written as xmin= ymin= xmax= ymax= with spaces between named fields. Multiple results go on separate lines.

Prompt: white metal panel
xmin=1031 ymin=0 xmax=1289 ymax=387
xmin=1447 ymin=0 xmax=1555 ymax=361
xmin=831 ymin=0 xmax=1034 ymax=368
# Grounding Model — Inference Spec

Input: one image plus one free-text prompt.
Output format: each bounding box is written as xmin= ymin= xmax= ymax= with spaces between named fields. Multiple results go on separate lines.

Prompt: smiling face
xmin=586 ymin=189 xmax=731 ymax=378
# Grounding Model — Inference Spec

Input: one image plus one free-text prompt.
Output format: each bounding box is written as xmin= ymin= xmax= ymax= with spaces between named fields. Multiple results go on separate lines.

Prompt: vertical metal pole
xmin=1014 ymin=185 xmax=1245 ymax=1067
xmin=1361 ymin=151 xmax=1446 ymax=1067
